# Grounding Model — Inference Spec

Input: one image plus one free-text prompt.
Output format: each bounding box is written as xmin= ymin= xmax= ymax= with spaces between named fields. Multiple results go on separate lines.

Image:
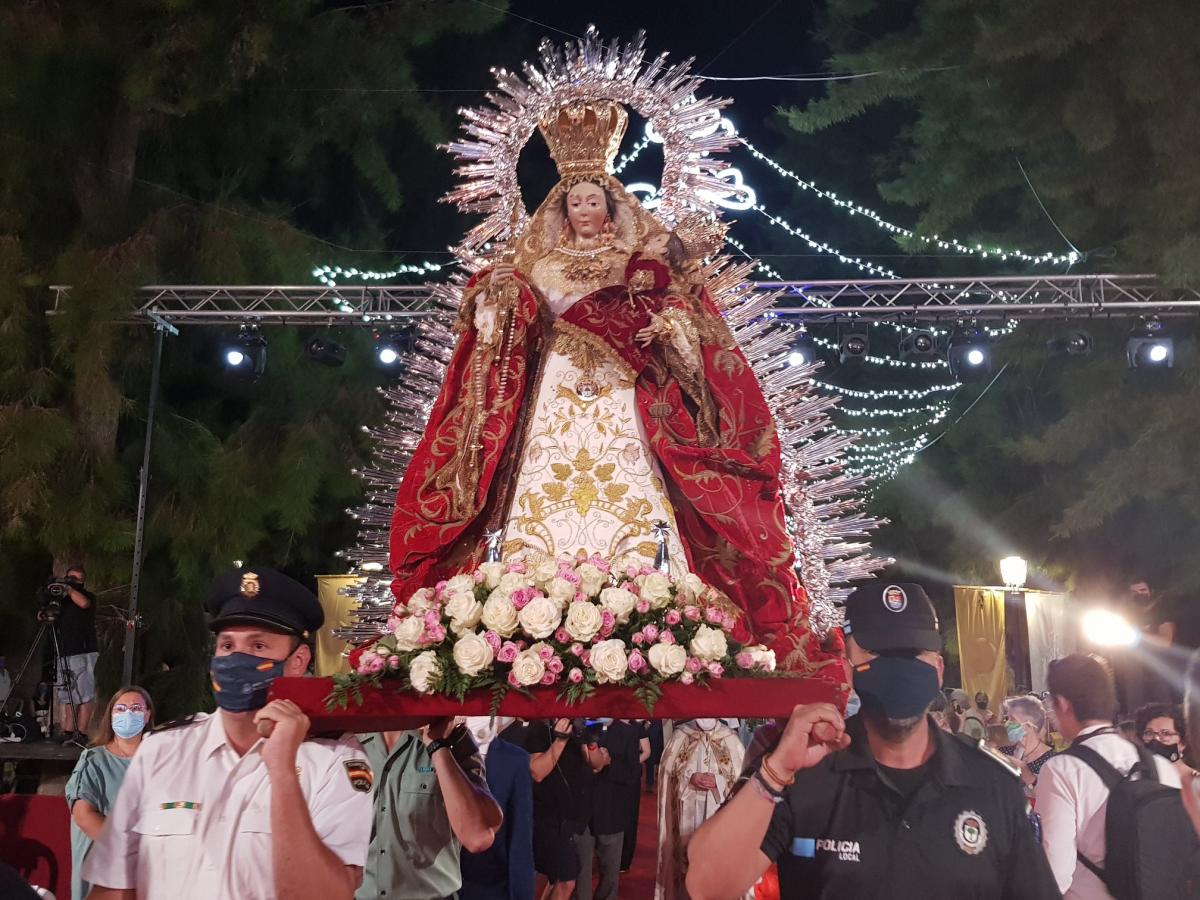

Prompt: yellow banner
xmin=315 ymin=575 xmax=364 ymax=677
xmin=954 ymin=587 xmax=1007 ymax=707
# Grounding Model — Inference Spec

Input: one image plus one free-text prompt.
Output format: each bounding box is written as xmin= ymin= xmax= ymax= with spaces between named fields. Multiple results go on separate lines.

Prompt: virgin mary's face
xmin=565 ymin=182 xmax=608 ymax=239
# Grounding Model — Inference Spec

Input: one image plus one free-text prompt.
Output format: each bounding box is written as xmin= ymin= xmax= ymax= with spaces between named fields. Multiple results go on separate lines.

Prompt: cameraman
xmin=53 ymin=565 xmax=98 ymax=744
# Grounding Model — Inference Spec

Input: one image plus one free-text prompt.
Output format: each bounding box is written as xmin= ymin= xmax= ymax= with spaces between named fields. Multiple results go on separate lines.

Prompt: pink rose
xmin=581 ymin=651 xmax=592 ymax=666
xmin=684 ymin=606 xmax=701 ymax=622
xmin=569 ymin=668 xmax=584 ymax=684
xmin=540 ymin=671 xmax=556 ymax=686
xmin=504 ymin=561 xmax=527 ymax=574
xmin=665 ymin=609 xmax=682 ymax=626
xmin=435 ymin=580 xmax=449 ymax=596
xmin=424 ymin=610 xmax=442 ymax=628
xmin=601 ymin=610 xmax=616 ymax=629
xmin=516 ymin=640 xmax=528 ymax=650
xmin=722 ymin=614 xmax=737 ymax=631
xmin=625 ymin=565 xmax=640 ymax=579
xmin=635 ymin=599 xmax=651 ymax=614
xmin=388 ymin=655 xmax=403 ymax=670
xmin=680 ymin=671 xmax=695 ymax=685
xmin=510 ymin=587 xmax=534 ymax=610
xmin=369 ymin=657 xmax=386 ymax=674
xmin=560 ymin=570 xmax=581 ymax=585
xmin=707 ymin=662 xmax=725 ymax=677
xmin=574 ymin=591 xmax=586 ymax=603
xmin=537 ymin=644 xmax=555 ymax=662
xmin=685 ymin=657 xmax=704 ymax=673
xmin=386 ymin=614 xmax=402 ymax=633
xmin=736 ymin=651 xmax=755 ymax=669
xmin=705 ymin=607 xmax=723 ymax=624
xmin=548 ymin=658 xmax=564 ymax=674
xmin=570 ymin=643 xmax=585 ymax=657
xmin=497 ymin=642 xmax=520 ymax=664
xmin=659 ymin=630 xmax=676 ymax=645
xmin=638 ymin=565 xmax=655 ymax=577
xmin=356 ymin=651 xmax=379 ymax=675
xmin=555 ymin=628 xmax=572 ymax=643
xmin=632 ymin=633 xmax=645 ymax=646
xmin=589 ymin=555 xmax=611 ymax=573
xmin=424 ymin=623 xmax=446 ymax=644
xmin=484 ymin=631 xmax=502 ymax=651
xmin=642 ymin=624 xmax=660 ymax=641
xmin=628 ymin=650 xmax=648 ymax=674
xmin=507 ymin=670 xmax=521 ymax=687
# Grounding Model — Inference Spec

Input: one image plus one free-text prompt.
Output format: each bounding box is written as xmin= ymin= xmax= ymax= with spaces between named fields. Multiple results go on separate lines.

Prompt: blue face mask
xmin=112 ymin=711 xmax=147 ymax=739
xmin=845 ymin=690 xmax=862 ymax=718
xmin=210 ymin=652 xmax=288 ymax=713
xmin=1005 ymin=721 xmax=1026 ymax=744
xmin=852 ymin=654 xmax=940 ymax=720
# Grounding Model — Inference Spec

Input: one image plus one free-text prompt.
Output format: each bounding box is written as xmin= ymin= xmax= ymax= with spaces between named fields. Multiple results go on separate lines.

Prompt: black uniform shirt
xmin=759 ymin=717 xmax=1061 ymax=900
xmin=57 ymin=587 xmax=97 ymax=655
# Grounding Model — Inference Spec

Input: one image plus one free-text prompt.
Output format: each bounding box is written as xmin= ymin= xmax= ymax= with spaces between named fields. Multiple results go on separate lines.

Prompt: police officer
xmin=686 ymin=582 xmax=1061 ymax=900
xmin=84 ymin=567 xmax=374 ymax=900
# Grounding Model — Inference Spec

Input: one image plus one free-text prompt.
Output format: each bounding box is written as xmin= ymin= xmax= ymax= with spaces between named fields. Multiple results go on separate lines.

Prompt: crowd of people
xmin=2 ymin=567 xmax=1198 ymax=899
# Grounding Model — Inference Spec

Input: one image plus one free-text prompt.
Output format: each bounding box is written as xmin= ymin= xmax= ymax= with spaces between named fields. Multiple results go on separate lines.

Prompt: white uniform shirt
xmin=82 ymin=712 xmax=373 ymax=899
xmin=1034 ymin=723 xmax=1181 ymax=899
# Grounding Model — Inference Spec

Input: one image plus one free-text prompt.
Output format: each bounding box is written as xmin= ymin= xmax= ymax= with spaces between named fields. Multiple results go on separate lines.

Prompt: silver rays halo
xmin=338 ymin=27 xmax=889 ymax=645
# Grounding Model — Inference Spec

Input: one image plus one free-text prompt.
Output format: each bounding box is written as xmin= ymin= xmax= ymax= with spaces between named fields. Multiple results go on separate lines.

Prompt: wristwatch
xmin=427 ymin=736 xmax=456 ymax=756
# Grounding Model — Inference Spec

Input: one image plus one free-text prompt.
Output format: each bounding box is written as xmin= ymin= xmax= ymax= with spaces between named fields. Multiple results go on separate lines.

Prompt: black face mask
xmin=1144 ymin=740 xmax=1182 ymax=763
xmin=852 ymin=655 xmax=941 ymax=720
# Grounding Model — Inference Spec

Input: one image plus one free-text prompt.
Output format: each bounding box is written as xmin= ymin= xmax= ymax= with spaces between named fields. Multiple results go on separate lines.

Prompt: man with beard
xmin=685 ymin=583 xmax=1060 ymax=900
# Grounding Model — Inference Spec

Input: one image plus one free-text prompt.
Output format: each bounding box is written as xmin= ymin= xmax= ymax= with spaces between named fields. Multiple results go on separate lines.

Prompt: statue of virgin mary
xmin=387 ymin=100 xmax=836 ymax=671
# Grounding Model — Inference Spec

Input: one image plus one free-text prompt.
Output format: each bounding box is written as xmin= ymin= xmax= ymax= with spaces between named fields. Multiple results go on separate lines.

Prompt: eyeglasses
xmin=113 ymin=704 xmax=147 ymax=714
xmin=1142 ymin=729 xmax=1179 ymax=741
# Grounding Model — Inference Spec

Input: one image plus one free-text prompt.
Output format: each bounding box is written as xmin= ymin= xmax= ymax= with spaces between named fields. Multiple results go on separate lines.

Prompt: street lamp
xmin=1082 ymin=609 xmax=1140 ymax=647
xmin=998 ymin=555 xmax=1031 ymax=692
xmin=999 ymin=556 xmax=1027 ymax=589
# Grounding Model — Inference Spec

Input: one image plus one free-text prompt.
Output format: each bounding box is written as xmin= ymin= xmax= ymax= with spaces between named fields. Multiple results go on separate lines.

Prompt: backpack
xmin=1065 ymin=738 xmax=1200 ymax=899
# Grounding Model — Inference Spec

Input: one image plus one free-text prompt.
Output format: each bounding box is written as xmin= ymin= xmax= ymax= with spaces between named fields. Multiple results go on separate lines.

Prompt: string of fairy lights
xmin=312 ymin=119 xmax=1078 ymax=483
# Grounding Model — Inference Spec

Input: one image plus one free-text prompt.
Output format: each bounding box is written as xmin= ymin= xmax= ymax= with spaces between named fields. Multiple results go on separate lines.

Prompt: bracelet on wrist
xmin=750 ymin=772 xmax=785 ymax=804
xmin=760 ymin=753 xmax=796 ymax=790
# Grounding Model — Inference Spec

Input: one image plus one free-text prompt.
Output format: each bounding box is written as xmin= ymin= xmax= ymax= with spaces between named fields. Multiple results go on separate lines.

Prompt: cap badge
xmin=954 ymin=810 xmax=987 ymax=855
xmin=240 ymin=573 xmax=261 ymax=598
xmin=882 ymin=585 xmax=908 ymax=612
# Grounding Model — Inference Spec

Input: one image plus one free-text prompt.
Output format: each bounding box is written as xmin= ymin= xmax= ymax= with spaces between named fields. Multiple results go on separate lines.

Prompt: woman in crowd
xmin=1001 ymin=695 xmax=1057 ymax=795
xmin=64 ymin=685 xmax=153 ymax=900
xmin=1136 ymin=701 xmax=1189 ymax=775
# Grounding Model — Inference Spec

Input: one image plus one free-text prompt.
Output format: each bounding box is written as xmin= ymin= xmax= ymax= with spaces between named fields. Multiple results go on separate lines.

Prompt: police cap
xmin=843 ymin=582 xmax=940 ymax=653
xmin=206 ymin=567 xmax=323 ymax=638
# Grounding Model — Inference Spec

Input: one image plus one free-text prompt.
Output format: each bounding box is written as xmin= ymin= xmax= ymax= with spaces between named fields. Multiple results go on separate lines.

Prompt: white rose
xmin=576 ymin=563 xmax=607 ymax=598
xmin=547 ymin=577 xmax=577 ymax=607
xmin=599 ymin=587 xmax=638 ymax=624
xmin=444 ymin=592 xmax=483 ymax=635
xmin=393 ymin=615 xmax=426 ymax=652
xmin=564 ymin=601 xmax=604 ymax=644
xmin=518 ymin=596 xmax=562 ymax=640
xmin=498 ymin=571 xmax=529 ymax=594
xmin=408 ymin=651 xmax=441 ymax=694
xmin=746 ymin=644 xmax=777 ymax=672
xmin=637 ymin=572 xmax=673 ymax=609
xmin=452 ymin=632 xmax=495 ymax=677
xmin=677 ymin=572 xmax=707 ymax=601
xmin=478 ymin=562 xmax=504 ymax=590
xmin=481 ymin=595 xmax=519 ymax=638
xmin=531 ymin=558 xmax=559 ymax=587
xmin=445 ymin=573 xmax=476 ymax=596
xmin=647 ymin=642 xmax=687 ymax=676
xmin=689 ymin=624 xmax=728 ymax=662
xmin=590 ymin=639 xmax=629 ymax=684
xmin=511 ymin=648 xmax=546 ymax=687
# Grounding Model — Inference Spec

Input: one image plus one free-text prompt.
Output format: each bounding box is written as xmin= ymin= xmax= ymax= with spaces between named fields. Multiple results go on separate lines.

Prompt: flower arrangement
xmin=329 ymin=554 xmax=778 ymax=712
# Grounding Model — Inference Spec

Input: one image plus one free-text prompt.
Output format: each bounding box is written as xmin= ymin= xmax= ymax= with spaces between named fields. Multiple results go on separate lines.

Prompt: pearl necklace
xmin=554 ymin=243 xmax=609 ymax=258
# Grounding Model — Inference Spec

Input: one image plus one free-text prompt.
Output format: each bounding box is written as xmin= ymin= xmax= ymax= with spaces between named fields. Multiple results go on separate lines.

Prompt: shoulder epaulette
xmin=152 ymin=714 xmax=202 ymax=733
xmin=955 ymin=733 xmax=1023 ymax=778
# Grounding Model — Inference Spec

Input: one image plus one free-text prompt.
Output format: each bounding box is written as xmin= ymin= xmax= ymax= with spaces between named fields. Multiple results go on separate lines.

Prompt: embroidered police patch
xmin=954 ymin=810 xmax=987 ymax=855
xmin=344 ymin=759 xmax=373 ymax=793
xmin=882 ymin=585 xmax=908 ymax=612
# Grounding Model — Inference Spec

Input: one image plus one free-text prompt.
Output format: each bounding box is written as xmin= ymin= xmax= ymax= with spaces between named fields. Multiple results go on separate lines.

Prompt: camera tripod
xmin=0 ymin=617 xmax=82 ymax=742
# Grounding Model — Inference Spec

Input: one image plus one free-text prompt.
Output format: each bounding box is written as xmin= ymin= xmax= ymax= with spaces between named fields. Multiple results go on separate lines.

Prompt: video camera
xmin=36 ymin=575 xmax=81 ymax=623
xmin=572 ymin=718 xmax=607 ymax=747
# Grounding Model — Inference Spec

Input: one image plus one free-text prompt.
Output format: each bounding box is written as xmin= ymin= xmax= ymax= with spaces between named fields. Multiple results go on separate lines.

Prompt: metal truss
xmin=51 ymin=273 xmax=1200 ymax=327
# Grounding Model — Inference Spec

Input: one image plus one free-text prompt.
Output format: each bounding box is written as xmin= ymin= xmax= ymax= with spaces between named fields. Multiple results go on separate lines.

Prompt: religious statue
xmin=386 ymin=97 xmax=839 ymax=673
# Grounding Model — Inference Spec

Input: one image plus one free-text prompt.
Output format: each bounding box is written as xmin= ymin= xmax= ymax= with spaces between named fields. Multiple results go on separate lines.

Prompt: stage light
xmin=999 ymin=556 xmax=1027 ymax=589
xmin=1126 ymin=318 xmax=1174 ymax=369
xmin=948 ymin=325 xmax=992 ymax=382
xmin=899 ymin=329 xmax=938 ymax=362
xmin=838 ymin=328 xmax=869 ymax=366
xmin=786 ymin=335 xmax=816 ymax=368
xmin=787 ymin=350 xmax=807 ymax=367
xmin=377 ymin=344 xmax=400 ymax=366
xmin=1046 ymin=330 xmax=1093 ymax=357
xmin=1082 ymin=608 xmax=1139 ymax=647
xmin=222 ymin=327 xmax=266 ymax=379
xmin=305 ymin=336 xmax=346 ymax=368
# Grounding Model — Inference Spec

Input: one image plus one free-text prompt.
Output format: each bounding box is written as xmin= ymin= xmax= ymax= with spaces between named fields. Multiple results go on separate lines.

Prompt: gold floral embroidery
xmin=552 ymin=319 xmax=636 ymax=386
